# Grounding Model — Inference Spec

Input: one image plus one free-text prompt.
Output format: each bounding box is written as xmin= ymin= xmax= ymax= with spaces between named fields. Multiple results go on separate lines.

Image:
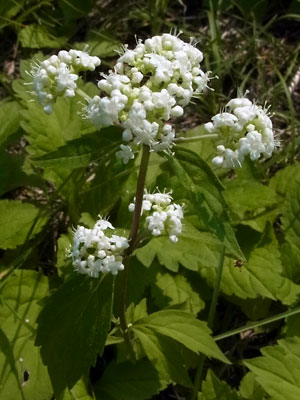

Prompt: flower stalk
xmin=119 ymin=145 xmax=150 ymax=337
xmin=191 ymin=244 xmax=225 ymax=400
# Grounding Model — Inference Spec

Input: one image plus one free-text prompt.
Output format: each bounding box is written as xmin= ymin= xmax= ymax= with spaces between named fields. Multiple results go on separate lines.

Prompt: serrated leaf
xmin=167 ymin=147 xmax=244 ymax=260
xmin=36 ymin=274 xmax=114 ymax=396
xmin=239 ymin=372 xmax=267 ymax=400
xmin=59 ymin=378 xmax=95 ymax=400
xmin=201 ymin=245 xmax=300 ymax=304
xmin=152 ymin=272 xmax=205 ymax=315
xmin=135 ymin=222 xmax=220 ymax=272
xmin=0 ymin=270 xmax=51 ymax=400
xmin=244 ymin=337 xmax=300 ymax=400
xmin=133 ymin=310 xmax=228 ymax=364
xmin=94 ymin=360 xmax=164 ymax=400
xmin=33 ymin=127 xmax=121 ymax=169
xmin=132 ymin=327 xmax=193 ymax=388
xmin=198 ymin=369 xmax=241 ymax=400
xmin=0 ymin=200 xmax=47 ymax=249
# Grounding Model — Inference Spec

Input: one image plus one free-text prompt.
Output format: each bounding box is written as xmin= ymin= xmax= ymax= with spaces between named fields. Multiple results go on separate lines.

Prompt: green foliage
xmin=35 ymin=274 xmax=114 ymax=395
xmin=1 ymin=1 xmax=300 ymax=399
xmin=133 ymin=310 xmax=229 ymax=364
xmin=244 ymin=337 xmax=300 ymax=400
xmin=33 ymin=127 xmax=122 ymax=169
xmin=199 ymin=369 xmax=241 ymax=400
xmin=167 ymin=147 xmax=244 ymax=261
xmin=0 ymin=200 xmax=47 ymax=249
xmin=0 ymin=270 xmax=51 ymax=400
xmin=94 ymin=360 xmax=163 ymax=400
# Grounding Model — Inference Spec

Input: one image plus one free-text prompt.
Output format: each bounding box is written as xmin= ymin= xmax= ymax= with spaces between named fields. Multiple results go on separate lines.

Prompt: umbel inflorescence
xmin=30 ymin=49 xmax=101 ymax=114
xmin=30 ymin=34 xmax=277 ymax=277
xmin=85 ymin=33 xmax=210 ymax=162
xmin=69 ymin=218 xmax=129 ymax=277
xmin=129 ymin=189 xmax=184 ymax=243
xmin=204 ymin=96 xmax=276 ymax=168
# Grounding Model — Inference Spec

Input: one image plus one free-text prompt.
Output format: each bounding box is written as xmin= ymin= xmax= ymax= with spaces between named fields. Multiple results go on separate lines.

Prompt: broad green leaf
xmin=198 ymin=369 xmax=241 ymax=400
xmin=33 ymin=127 xmax=121 ymax=169
xmin=223 ymin=181 xmax=278 ymax=232
xmin=132 ymin=327 xmax=193 ymax=388
xmin=94 ymin=360 xmax=163 ymax=400
xmin=201 ymin=244 xmax=300 ymax=304
xmin=135 ymin=222 xmax=221 ymax=272
xmin=270 ymin=163 xmax=300 ymax=199
xmin=19 ymin=25 xmax=67 ymax=48
xmin=133 ymin=310 xmax=228 ymax=364
xmin=152 ymin=272 xmax=205 ymax=315
xmin=0 ymin=270 xmax=51 ymax=400
xmin=0 ymin=101 xmax=20 ymax=147
xmin=239 ymin=372 xmax=267 ymax=400
xmin=167 ymin=147 xmax=244 ymax=260
xmin=244 ymin=337 xmax=300 ymax=400
xmin=36 ymin=274 xmax=114 ymax=396
xmin=0 ymin=200 xmax=47 ymax=250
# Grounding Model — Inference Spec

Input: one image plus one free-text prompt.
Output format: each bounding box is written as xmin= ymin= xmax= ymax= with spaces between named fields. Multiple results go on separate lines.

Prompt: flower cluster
xmin=69 ymin=218 xmax=129 ymax=278
xmin=129 ymin=189 xmax=184 ymax=243
xmin=31 ymin=50 xmax=101 ymax=114
xmin=204 ymin=96 xmax=276 ymax=168
xmin=85 ymin=33 xmax=210 ymax=162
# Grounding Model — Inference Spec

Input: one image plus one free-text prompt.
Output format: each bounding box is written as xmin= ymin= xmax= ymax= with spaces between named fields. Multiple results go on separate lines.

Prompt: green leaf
xmin=244 ymin=337 xmax=300 ymax=400
xmin=19 ymin=25 xmax=67 ymax=48
xmin=0 ymin=151 xmax=41 ymax=196
xmin=135 ymin=222 xmax=221 ymax=272
xmin=59 ymin=378 xmax=95 ymax=400
xmin=0 ymin=270 xmax=51 ymax=400
xmin=152 ymin=272 xmax=205 ymax=315
xmin=36 ymin=274 xmax=114 ymax=396
xmin=239 ymin=372 xmax=267 ymax=400
xmin=94 ymin=360 xmax=163 ymax=400
xmin=198 ymin=369 xmax=241 ymax=400
xmin=201 ymin=244 xmax=300 ymax=304
xmin=168 ymin=147 xmax=244 ymax=260
xmin=0 ymin=101 xmax=20 ymax=147
xmin=0 ymin=200 xmax=47 ymax=250
xmin=132 ymin=327 xmax=193 ymax=388
xmin=133 ymin=310 xmax=228 ymax=364
xmin=33 ymin=127 xmax=121 ymax=169
xmin=223 ymin=181 xmax=278 ymax=232
xmin=282 ymin=174 xmax=300 ymax=260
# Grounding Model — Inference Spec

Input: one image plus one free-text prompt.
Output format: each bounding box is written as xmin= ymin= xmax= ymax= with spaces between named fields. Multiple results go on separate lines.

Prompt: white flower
xmin=116 ymin=144 xmax=135 ymax=164
xmin=30 ymin=49 xmax=100 ymax=114
xmin=69 ymin=217 xmax=128 ymax=278
xmin=84 ymin=33 xmax=209 ymax=154
xmin=129 ymin=188 xmax=184 ymax=242
xmin=205 ymin=94 xmax=276 ymax=168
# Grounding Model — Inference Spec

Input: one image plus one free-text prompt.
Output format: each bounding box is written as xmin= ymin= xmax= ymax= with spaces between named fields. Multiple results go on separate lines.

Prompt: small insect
xmin=234 ymin=259 xmax=243 ymax=269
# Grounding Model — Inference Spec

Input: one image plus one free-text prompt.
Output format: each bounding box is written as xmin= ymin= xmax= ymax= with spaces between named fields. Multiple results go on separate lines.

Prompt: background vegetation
xmin=1 ymin=0 xmax=300 ymax=399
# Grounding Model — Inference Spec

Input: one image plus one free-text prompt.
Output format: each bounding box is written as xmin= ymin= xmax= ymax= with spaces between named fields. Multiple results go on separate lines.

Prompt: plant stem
xmin=191 ymin=244 xmax=225 ymax=400
xmin=214 ymin=305 xmax=300 ymax=342
xmin=119 ymin=145 xmax=150 ymax=336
